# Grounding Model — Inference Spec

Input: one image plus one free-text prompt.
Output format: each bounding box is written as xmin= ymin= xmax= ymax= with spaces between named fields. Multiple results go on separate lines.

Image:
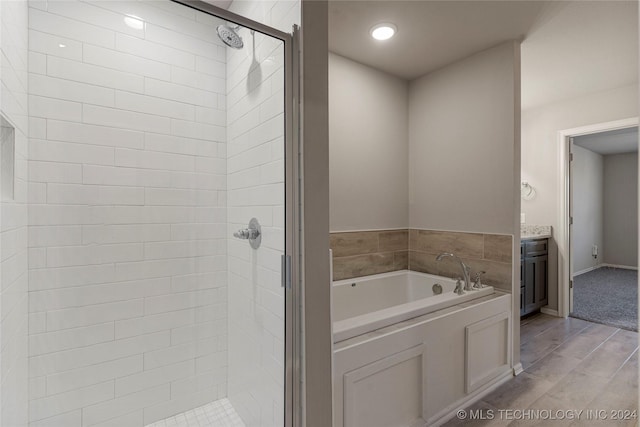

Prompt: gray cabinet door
xmin=523 ymin=254 xmax=548 ymax=315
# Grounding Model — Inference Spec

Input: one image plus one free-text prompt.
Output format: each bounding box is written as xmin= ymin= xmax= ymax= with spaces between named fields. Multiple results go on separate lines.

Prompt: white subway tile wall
xmin=0 ymin=0 xmax=30 ymax=425
xmin=26 ymin=1 xmax=229 ymax=425
xmin=225 ymin=1 xmax=298 ymax=426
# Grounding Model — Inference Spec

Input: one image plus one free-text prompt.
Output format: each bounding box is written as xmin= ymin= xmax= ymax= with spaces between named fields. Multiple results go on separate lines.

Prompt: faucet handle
xmin=473 ymin=271 xmax=486 ymax=288
xmin=454 ymin=277 xmax=465 ymax=295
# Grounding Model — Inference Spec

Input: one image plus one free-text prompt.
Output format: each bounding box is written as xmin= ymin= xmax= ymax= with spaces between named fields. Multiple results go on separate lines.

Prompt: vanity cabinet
xmin=520 ymin=239 xmax=548 ymax=316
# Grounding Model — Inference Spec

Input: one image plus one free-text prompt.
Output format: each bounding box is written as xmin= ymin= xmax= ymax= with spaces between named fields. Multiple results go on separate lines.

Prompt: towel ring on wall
xmin=521 ymin=182 xmax=536 ymax=200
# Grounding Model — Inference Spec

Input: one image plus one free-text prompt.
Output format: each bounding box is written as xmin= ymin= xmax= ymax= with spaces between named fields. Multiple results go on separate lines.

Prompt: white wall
xmin=329 ymin=52 xmax=408 ymax=232
xmin=0 ymin=0 xmax=29 ymax=425
xmin=604 ymin=152 xmax=638 ymax=267
xmin=571 ymin=148 xmax=638 ymax=273
xmin=407 ymin=41 xmax=522 ymax=366
xmin=521 ymin=84 xmax=638 ymax=227
xmin=521 ymin=83 xmax=638 ymax=310
xmin=225 ymin=1 xmax=298 ymax=426
xmin=408 ymin=41 xmax=520 ymax=236
xmin=26 ymin=2 xmax=228 ymax=425
xmin=571 ymin=145 xmax=603 ymax=274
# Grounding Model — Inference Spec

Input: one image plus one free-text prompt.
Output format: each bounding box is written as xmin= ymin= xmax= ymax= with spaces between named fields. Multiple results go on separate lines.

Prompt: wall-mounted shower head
xmin=217 ymin=24 xmax=243 ymax=49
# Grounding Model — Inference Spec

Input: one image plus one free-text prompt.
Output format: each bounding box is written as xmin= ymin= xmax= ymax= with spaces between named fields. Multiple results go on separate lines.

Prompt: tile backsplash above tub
xmin=330 ymin=230 xmax=408 ymax=280
xmin=409 ymin=230 xmax=512 ymax=291
xmin=330 ymin=229 xmax=513 ymax=290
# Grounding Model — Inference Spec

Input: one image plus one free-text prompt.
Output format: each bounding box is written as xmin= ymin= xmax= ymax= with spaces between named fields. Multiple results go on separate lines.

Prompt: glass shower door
xmin=24 ymin=1 xmax=295 ymax=426
xmin=220 ymin=11 xmax=292 ymax=427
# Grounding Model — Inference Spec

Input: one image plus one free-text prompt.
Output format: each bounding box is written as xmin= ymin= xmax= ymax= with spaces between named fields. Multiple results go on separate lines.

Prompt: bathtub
xmin=332 ymin=270 xmax=494 ymax=342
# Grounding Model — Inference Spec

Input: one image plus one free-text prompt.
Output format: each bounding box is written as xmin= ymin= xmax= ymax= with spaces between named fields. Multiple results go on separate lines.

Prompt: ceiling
xmin=328 ymin=0 xmax=638 ymax=110
xmin=521 ymin=1 xmax=638 ymax=110
xmin=574 ymin=127 xmax=638 ymax=155
xmin=329 ymin=1 xmax=546 ymax=80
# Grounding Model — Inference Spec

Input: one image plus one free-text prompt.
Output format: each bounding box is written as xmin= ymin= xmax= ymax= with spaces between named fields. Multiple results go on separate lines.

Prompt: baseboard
xmin=573 ymin=265 xmax=603 ymax=277
xmin=512 ymin=363 xmax=524 ymax=376
xmin=427 ymin=369 xmax=513 ymax=427
xmin=601 ymin=263 xmax=638 ymax=271
xmin=573 ymin=264 xmax=637 ymax=278
xmin=540 ymin=307 xmax=559 ymax=317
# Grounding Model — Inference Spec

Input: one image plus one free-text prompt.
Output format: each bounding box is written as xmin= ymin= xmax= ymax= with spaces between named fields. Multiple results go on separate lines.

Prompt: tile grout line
xmin=606 ymin=346 xmax=639 ymax=381
xmin=522 ymin=321 xmax=594 ymax=367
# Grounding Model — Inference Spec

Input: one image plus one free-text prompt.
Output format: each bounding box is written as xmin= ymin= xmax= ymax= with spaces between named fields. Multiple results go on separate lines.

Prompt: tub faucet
xmin=436 ymin=252 xmax=472 ymax=291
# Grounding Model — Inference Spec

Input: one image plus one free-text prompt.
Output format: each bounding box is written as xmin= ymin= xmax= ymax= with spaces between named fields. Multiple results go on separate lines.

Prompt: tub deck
xmin=333 ymin=270 xmax=494 ymax=343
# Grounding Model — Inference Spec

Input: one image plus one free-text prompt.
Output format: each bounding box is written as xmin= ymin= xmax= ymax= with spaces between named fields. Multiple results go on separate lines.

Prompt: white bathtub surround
xmin=333 ymin=286 xmax=511 ymax=426
xmin=333 ymin=270 xmax=494 ymax=342
xmin=27 ymin=2 xmax=228 ymax=425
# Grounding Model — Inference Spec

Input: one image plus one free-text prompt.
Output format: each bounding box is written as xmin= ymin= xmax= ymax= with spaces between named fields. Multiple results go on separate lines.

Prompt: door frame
xmin=170 ymin=1 xmax=302 ymax=425
xmin=557 ymin=117 xmax=638 ymax=318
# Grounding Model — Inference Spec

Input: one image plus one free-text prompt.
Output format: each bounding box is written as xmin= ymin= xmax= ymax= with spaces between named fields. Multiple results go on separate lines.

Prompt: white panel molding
xmin=464 ymin=311 xmax=511 ymax=394
xmin=343 ymin=344 xmax=426 ymax=427
xmin=426 ymin=369 xmax=512 ymax=427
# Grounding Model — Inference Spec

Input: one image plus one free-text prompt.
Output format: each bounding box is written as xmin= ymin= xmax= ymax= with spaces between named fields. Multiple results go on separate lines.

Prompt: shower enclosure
xmin=0 ymin=0 xmax=299 ymax=425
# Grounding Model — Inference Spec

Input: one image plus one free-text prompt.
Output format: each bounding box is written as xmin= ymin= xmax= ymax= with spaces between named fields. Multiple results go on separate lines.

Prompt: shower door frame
xmin=170 ymin=2 xmax=301 ymax=426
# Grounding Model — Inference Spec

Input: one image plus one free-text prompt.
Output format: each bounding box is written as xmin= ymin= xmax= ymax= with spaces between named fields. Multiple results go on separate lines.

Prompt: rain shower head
xmin=216 ymin=24 xmax=243 ymax=49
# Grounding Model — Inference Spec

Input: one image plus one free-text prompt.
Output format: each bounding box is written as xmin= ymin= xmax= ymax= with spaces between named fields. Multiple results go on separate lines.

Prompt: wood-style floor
xmin=443 ymin=314 xmax=639 ymax=426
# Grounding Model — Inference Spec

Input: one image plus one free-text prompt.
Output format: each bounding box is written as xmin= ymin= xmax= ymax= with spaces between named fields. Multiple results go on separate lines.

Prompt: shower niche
xmin=0 ymin=114 xmax=15 ymax=201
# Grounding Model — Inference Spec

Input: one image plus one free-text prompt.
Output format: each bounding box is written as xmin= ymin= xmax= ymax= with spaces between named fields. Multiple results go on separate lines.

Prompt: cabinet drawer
xmin=524 ymin=239 xmax=548 ymax=256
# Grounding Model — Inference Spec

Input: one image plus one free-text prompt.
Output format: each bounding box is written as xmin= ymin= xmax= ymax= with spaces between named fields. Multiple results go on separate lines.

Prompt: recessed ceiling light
xmin=58 ymin=43 xmax=66 ymax=48
xmin=370 ymin=23 xmax=396 ymax=41
xmin=124 ymin=14 xmax=144 ymax=30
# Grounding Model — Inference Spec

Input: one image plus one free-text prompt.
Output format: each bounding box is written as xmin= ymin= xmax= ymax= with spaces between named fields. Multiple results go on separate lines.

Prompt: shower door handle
xmin=281 ymin=254 xmax=291 ymax=289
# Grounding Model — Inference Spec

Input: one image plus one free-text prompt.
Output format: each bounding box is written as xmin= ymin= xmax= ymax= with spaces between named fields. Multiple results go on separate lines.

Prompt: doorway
xmin=559 ymin=118 xmax=638 ymax=331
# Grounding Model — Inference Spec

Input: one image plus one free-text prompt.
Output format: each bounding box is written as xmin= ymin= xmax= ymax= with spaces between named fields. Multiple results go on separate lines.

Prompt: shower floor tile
xmin=146 ymin=398 xmax=245 ymax=427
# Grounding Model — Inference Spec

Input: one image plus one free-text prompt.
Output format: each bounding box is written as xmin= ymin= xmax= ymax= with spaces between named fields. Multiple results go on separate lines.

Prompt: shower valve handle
xmin=232 ymin=218 xmax=262 ymax=249
xmin=234 ymin=228 xmax=260 ymax=240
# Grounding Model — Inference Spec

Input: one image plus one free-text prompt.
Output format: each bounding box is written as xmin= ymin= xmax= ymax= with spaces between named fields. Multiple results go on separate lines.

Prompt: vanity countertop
xmin=520 ymin=225 xmax=552 ymax=241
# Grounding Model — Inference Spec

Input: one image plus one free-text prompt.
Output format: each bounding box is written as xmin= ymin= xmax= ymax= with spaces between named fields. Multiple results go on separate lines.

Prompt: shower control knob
xmin=233 ymin=218 xmax=262 ymax=249
xmin=234 ymin=228 xmax=260 ymax=240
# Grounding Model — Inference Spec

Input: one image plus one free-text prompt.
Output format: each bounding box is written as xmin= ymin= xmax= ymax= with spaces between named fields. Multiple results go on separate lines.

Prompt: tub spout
xmin=435 ymin=252 xmax=472 ymax=291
